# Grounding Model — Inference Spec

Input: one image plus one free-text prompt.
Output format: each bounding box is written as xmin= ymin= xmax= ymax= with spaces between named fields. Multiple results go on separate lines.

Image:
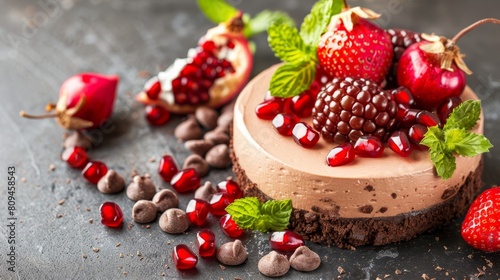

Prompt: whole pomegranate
xmin=136 ymin=13 xmax=253 ymax=114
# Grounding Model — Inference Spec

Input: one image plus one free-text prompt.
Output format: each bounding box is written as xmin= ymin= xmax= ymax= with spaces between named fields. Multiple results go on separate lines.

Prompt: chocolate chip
xmin=174 ymin=117 xmax=203 ymax=141
xmin=221 ymin=101 xmax=234 ymax=115
xmin=132 ymin=200 xmax=157 ymax=224
xmin=184 ymin=139 xmax=214 ymax=156
xmin=258 ymin=251 xmax=290 ymax=277
xmin=194 ymin=181 xmax=217 ymax=201
xmin=195 ymin=106 xmax=219 ymax=130
xmin=359 ymin=205 xmax=374 ymax=214
xmin=183 ymin=154 xmax=209 ymax=177
xmin=63 ymin=131 xmax=92 ymax=149
xmin=126 ymin=175 xmax=157 ymax=201
xmin=97 ymin=170 xmax=125 ymax=194
xmin=216 ymin=239 xmax=248 ymax=266
xmin=217 ymin=112 xmax=233 ymax=132
xmin=152 ymin=189 xmax=179 ymax=213
xmin=289 ymin=246 xmax=321 ymax=272
xmin=158 ymin=208 xmax=189 ymax=234
xmin=204 ymin=127 xmax=230 ymax=145
xmin=205 ymin=144 xmax=231 ymax=169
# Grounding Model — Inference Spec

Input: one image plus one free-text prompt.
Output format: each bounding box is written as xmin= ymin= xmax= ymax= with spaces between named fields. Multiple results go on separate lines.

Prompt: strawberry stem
xmin=19 ymin=111 xmax=57 ymax=119
xmin=449 ymin=18 xmax=500 ymax=47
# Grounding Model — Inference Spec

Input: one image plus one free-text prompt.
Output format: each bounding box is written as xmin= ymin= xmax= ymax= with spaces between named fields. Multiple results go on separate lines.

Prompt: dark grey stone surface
xmin=1 ymin=0 xmax=500 ymax=279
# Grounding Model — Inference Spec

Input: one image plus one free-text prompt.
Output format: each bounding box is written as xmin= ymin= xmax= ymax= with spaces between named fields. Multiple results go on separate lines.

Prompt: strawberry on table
xmin=461 ymin=186 xmax=500 ymax=252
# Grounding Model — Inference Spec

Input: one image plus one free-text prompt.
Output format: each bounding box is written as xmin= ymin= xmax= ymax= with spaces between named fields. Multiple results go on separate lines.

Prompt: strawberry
xmin=317 ymin=7 xmax=393 ymax=84
xmin=461 ymin=186 xmax=500 ymax=252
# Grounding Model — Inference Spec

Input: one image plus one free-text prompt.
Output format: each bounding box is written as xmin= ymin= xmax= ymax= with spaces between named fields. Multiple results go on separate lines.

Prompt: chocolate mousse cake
xmin=230 ymin=65 xmax=483 ymax=248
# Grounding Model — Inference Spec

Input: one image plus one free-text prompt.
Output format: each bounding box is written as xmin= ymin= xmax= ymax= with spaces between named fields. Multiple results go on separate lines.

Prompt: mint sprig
xmin=225 ymin=197 xmax=293 ymax=232
xmin=420 ymin=100 xmax=492 ymax=179
xmin=268 ymin=0 xmax=343 ymax=98
xmin=197 ymin=0 xmax=238 ymax=24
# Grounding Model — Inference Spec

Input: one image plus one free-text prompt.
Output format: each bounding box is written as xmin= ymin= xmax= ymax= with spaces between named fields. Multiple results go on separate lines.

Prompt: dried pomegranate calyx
xmin=419 ymin=34 xmax=472 ymax=75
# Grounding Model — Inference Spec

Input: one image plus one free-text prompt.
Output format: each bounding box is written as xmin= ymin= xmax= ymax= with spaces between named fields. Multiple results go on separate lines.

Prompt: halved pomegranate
xmin=136 ymin=13 xmax=253 ymax=114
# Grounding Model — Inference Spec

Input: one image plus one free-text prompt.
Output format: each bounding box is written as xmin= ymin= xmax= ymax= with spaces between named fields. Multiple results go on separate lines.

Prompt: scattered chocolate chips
xmin=289 ymin=246 xmax=321 ymax=272
xmin=183 ymin=154 xmax=209 ymax=177
xmin=184 ymin=139 xmax=215 ymax=156
xmin=126 ymin=175 xmax=157 ymax=201
xmin=216 ymin=239 xmax=248 ymax=266
xmin=195 ymin=106 xmax=219 ymax=130
xmin=205 ymin=144 xmax=231 ymax=168
xmin=204 ymin=127 xmax=230 ymax=145
xmin=258 ymin=251 xmax=290 ymax=277
xmin=152 ymin=189 xmax=179 ymax=213
xmin=174 ymin=117 xmax=203 ymax=141
xmin=97 ymin=170 xmax=125 ymax=194
xmin=64 ymin=130 xmax=92 ymax=149
xmin=217 ymin=112 xmax=233 ymax=131
xmin=158 ymin=208 xmax=189 ymax=234
xmin=194 ymin=181 xmax=217 ymax=202
xmin=132 ymin=200 xmax=157 ymax=224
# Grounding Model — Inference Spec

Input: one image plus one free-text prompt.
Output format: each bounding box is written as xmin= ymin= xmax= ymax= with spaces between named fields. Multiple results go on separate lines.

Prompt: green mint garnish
xmin=420 ymin=100 xmax=492 ymax=179
xmin=225 ymin=197 xmax=293 ymax=232
xmin=197 ymin=0 xmax=238 ymax=24
xmin=268 ymin=0 xmax=343 ymax=98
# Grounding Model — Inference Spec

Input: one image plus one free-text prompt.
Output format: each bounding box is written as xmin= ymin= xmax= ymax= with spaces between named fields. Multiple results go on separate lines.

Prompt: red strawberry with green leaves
xmin=317 ymin=6 xmax=393 ymax=84
xmin=461 ymin=186 xmax=500 ymax=252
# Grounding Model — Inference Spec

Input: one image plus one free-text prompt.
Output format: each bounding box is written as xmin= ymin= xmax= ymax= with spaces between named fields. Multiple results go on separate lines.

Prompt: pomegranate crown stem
xmin=19 ymin=110 xmax=57 ymax=119
xmin=448 ymin=18 xmax=500 ymax=47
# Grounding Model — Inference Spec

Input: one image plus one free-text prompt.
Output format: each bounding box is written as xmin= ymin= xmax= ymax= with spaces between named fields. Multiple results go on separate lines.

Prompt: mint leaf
xmin=244 ymin=10 xmax=295 ymax=38
xmin=445 ymin=128 xmax=492 ymax=156
xmin=268 ymin=23 xmax=312 ymax=63
xmin=225 ymin=197 xmax=261 ymax=229
xmin=300 ymin=0 xmax=343 ymax=47
xmin=443 ymin=100 xmax=481 ymax=131
xmin=421 ymin=126 xmax=456 ymax=179
xmin=269 ymin=61 xmax=316 ymax=98
xmin=259 ymin=199 xmax=293 ymax=231
xmin=197 ymin=0 xmax=238 ymax=24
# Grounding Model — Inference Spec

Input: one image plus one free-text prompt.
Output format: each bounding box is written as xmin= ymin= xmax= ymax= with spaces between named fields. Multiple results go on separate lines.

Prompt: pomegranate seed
xmin=391 ymin=87 xmax=414 ymax=106
xmin=255 ymin=99 xmax=283 ymax=120
xmin=219 ymin=214 xmax=244 ymax=238
xmin=145 ymin=105 xmax=170 ymax=126
xmin=396 ymin=103 xmax=410 ymax=121
xmin=99 ymin=201 xmax=123 ymax=228
xmin=399 ymin=109 xmax=420 ymax=127
xmin=292 ymin=122 xmax=320 ymax=148
xmin=186 ymin=199 xmax=210 ymax=226
xmin=158 ymin=155 xmax=178 ymax=182
xmin=202 ymin=40 xmax=216 ymax=53
xmin=216 ymin=179 xmax=243 ymax=199
xmin=209 ymin=193 xmax=235 ymax=216
xmin=272 ymin=113 xmax=300 ymax=136
xmin=416 ymin=111 xmax=441 ymax=127
xmin=354 ymin=136 xmax=384 ymax=158
xmin=290 ymin=91 xmax=315 ymax=117
xmin=437 ymin=97 xmax=462 ymax=125
xmin=144 ymin=77 xmax=161 ymax=100
xmin=82 ymin=161 xmax=108 ymax=184
xmin=62 ymin=146 xmax=89 ymax=169
xmin=172 ymin=244 xmax=198 ymax=270
xmin=388 ymin=131 xmax=411 ymax=157
xmin=326 ymin=143 xmax=355 ymax=166
xmin=196 ymin=229 xmax=216 ymax=258
xmin=170 ymin=168 xmax=201 ymax=193
xmin=226 ymin=40 xmax=235 ymax=49
xmin=408 ymin=124 xmax=428 ymax=144
xmin=269 ymin=230 xmax=305 ymax=252
xmin=181 ymin=64 xmax=201 ymax=78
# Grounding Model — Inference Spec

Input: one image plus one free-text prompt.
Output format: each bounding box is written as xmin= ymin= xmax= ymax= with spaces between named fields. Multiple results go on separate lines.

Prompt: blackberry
xmin=312 ymin=77 xmax=398 ymax=143
xmin=385 ymin=29 xmax=423 ymax=88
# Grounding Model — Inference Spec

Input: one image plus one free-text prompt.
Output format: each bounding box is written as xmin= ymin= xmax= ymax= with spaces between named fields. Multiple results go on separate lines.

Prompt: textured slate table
xmin=1 ymin=0 xmax=500 ymax=279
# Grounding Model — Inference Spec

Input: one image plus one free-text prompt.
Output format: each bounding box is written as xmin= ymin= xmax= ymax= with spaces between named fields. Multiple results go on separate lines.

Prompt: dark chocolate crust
xmin=230 ymin=142 xmax=483 ymax=248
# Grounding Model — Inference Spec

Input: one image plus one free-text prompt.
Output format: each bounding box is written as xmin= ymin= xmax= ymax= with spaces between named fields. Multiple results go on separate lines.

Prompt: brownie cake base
xmin=230 ymin=143 xmax=483 ymax=248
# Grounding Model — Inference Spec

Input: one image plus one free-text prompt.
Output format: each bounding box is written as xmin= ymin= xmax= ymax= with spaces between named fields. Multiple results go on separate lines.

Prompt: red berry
xmin=461 ymin=186 xmax=500 ymax=252
xmin=415 ymin=110 xmax=441 ymax=128
xmin=209 ymin=193 xmax=235 ymax=216
xmin=62 ymin=146 xmax=89 ymax=169
xmin=255 ymin=99 xmax=283 ymax=120
xmin=145 ymin=105 xmax=170 ymax=126
xmin=170 ymin=168 xmax=201 ymax=193
xmin=292 ymin=122 xmax=319 ymax=148
xmin=99 ymin=201 xmax=123 ymax=228
xmin=326 ymin=143 xmax=355 ymax=167
xmin=290 ymin=91 xmax=315 ymax=117
xmin=144 ymin=77 xmax=162 ymax=100
xmin=399 ymin=109 xmax=420 ymax=127
xmin=408 ymin=124 xmax=428 ymax=144
xmin=387 ymin=131 xmax=411 ymax=157
xmin=82 ymin=161 xmax=108 ymax=184
xmin=272 ymin=113 xmax=300 ymax=136
xmin=196 ymin=229 xmax=216 ymax=257
xmin=219 ymin=214 xmax=244 ymax=238
xmin=216 ymin=179 xmax=243 ymax=199
xmin=354 ymin=136 xmax=384 ymax=158
xmin=186 ymin=199 xmax=210 ymax=227
xmin=269 ymin=230 xmax=305 ymax=252
xmin=158 ymin=155 xmax=178 ymax=182
xmin=437 ymin=97 xmax=462 ymax=124
xmin=391 ymin=87 xmax=414 ymax=106
xmin=172 ymin=244 xmax=198 ymax=270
